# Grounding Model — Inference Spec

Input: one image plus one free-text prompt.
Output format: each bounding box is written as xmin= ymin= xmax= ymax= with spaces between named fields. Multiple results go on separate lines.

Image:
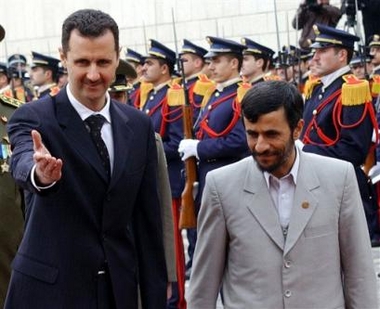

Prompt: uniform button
xmin=318 ymin=94 xmax=323 ymax=100
xmin=312 ymin=109 xmax=317 ymax=115
xmin=284 ymin=290 xmax=292 ymax=298
xmin=284 ymin=260 xmax=291 ymax=268
xmin=215 ymin=92 xmax=220 ymax=97
xmin=208 ymin=105 xmax=212 ymax=110
xmin=145 ymin=109 xmax=150 ymax=114
xmin=149 ymin=95 xmax=154 ymax=100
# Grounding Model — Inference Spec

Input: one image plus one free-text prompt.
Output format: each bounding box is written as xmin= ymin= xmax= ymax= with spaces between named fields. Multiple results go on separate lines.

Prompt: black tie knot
xmin=84 ymin=114 xmax=111 ymax=180
xmin=85 ymin=114 xmax=106 ymax=133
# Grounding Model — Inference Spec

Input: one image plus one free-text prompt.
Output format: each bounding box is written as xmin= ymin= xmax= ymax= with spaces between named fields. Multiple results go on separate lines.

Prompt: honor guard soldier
xmin=0 ymin=63 xmax=12 ymax=96
xmin=0 ymin=25 xmax=24 ymax=307
xmin=140 ymin=39 xmax=186 ymax=309
xmin=369 ymin=34 xmax=380 ymax=76
xmin=178 ymin=39 xmax=214 ymax=280
xmin=0 ymin=94 xmax=24 ymax=309
xmin=125 ymin=48 xmax=148 ymax=107
xmin=300 ymin=23 xmax=380 ymax=246
xmin=240 ymin=38 xmax=274 ymax=86
xmin=30 ymin=51 xmax=60 ymax=99
xmin=178 ymin=36 xmax=251 ymax=277
xmin=0 ymin=94 xmax=24 ymax=307
xmin=178 ymin=39 xmax=213 ymax=123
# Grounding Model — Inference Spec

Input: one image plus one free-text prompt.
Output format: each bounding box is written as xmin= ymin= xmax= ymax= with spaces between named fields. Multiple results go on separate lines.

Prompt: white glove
xmin=178 ymin=139 xmax=199 ymax=161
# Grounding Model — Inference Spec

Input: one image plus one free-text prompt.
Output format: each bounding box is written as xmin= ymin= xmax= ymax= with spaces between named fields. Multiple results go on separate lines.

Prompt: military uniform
xmin=301 ymin=24 xmax=380 ymax=243
xmin=190 ymin=37 xmax=251 ymax=205
xmin=140 ymin=39 xmax=186 ymax=309
xmin=0 ymin=94 xmax=24 ymax=307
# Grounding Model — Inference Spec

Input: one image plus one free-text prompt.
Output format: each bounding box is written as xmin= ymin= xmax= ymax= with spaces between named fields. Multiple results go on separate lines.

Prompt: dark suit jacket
xmin=5 ymin=88 xmax=167 ymax=309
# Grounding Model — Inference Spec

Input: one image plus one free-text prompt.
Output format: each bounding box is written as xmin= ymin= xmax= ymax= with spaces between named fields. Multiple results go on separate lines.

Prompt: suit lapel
xmin=284 ymin=153 xmax=320 ymax=255
xmin=55 ymin=89 xmax=109 ymax=183
xmin=109 ymin=103 xmax=131 ymax=188
xmin=244 ymin=160 xmax=285 ymax=250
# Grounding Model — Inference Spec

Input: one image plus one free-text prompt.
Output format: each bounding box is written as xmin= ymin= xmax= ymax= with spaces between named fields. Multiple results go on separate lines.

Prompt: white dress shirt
xmin=67 ymin=85 xmax=114 ymax=172
xmin=263 ymin=146 xmax=300 ymax=229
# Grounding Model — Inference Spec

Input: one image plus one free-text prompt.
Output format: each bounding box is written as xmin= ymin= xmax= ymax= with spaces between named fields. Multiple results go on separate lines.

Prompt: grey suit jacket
xmin=188 ymin=151 xmax=378 ymax=309
xmin=155 ymin=133 xmax=176 ymax=282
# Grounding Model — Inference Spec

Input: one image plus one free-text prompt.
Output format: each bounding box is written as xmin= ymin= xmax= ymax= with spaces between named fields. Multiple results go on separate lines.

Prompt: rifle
xmin=171 ymin=9 xmax=197 ymax=229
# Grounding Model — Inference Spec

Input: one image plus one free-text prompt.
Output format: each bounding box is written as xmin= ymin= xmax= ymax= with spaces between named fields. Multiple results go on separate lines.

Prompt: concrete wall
xmin=0 ymin=0 xmax=343 ymax=63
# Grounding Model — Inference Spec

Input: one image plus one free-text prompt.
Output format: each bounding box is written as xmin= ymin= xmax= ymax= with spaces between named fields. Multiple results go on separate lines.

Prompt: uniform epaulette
xmin=139 ymin=82 xmax=154 ymax=110
xmin=342 ymin=74 xmax=372 ymax=106
xmin=167 ymin=82 xmax=185 ymax=107
xmin=236 ymin=82 xmax=252 ymax=103
xmin=193 ymin=74 xmax=214 ymax=96
xmin=171 ymin=76 xmax=182 ymax=85
xmin=49 ymin=85 xmax=61 ymax=97
xmin=371 ymin=75 xmax=380 ymax=97
xmin=2 ymin=88 xmax=13 ymax=98
xmin=303 ymin=75 xmax=320 ymax=99
xmin=263 ymin=74 xmax=281 ymax=82
xmin=15 ymin=87 xmax=27 ymax=102
xmin=200 ymin=85 xmax=216 ymax=108
xmin=0 ymin=93 xmax=23 ymax=108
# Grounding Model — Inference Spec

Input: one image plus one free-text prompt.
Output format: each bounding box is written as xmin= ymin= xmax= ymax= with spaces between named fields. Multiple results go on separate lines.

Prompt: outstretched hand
xmin=32 ymin=130 xmax=63 ymax=186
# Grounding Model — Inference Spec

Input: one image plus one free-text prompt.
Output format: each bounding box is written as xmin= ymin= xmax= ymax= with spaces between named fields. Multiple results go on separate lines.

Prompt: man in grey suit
xmin=187 ymin=81 xmax=378 ymax=309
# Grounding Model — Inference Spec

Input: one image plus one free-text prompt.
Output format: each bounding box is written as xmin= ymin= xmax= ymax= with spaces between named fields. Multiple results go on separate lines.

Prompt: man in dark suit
xmin=4 ymin=9 xmax=167 ymax=309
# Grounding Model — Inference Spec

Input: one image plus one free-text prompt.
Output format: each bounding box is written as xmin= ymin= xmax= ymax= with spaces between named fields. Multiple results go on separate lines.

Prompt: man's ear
xmin=293 ymin=119 xmax=304 ymax=140
xmin=58 ymin=47 xmax=67 ymax=67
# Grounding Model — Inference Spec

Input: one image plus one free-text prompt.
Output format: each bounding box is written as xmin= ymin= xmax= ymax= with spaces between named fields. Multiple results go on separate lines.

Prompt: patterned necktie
xmin=84 ymin=114 xmax=111 ymax=180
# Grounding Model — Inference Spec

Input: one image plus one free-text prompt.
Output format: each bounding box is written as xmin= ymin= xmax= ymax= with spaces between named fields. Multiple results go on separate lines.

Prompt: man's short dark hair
xmin=241 ymin=80 xmax=304 ymax=131
xmin=61 ymin=9 xmax=119 ymax=55
xmin=157 ymin=58 xmax=175 ymax=76
xmin=224 ymin=53 xmax=244 ymax=72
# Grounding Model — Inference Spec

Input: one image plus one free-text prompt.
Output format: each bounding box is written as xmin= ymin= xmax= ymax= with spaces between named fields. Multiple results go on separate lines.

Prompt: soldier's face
xmin=351 ymin=64 xmax=366 ymax=79
xmin=311 ymin=47 xmax=344 ymax=77
xmin=208 ymin=55 xmax=239 ymax=83
xmin=370 ymin=47 xmax=380 ymax=66
xmin=30 ymin=66 xmax=48 ymax=87
xmin=244 ymin=107 xmax=303 ymax=179
xmin=142 ymin=58 xmax=166 ymax=85
xmin=181 ymin=53 xmax=199 ymax=78
xmin=59 ymin=29 xmax=119 ymax=111
xmin=241 ymin=55 xmax=262 ymax=80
